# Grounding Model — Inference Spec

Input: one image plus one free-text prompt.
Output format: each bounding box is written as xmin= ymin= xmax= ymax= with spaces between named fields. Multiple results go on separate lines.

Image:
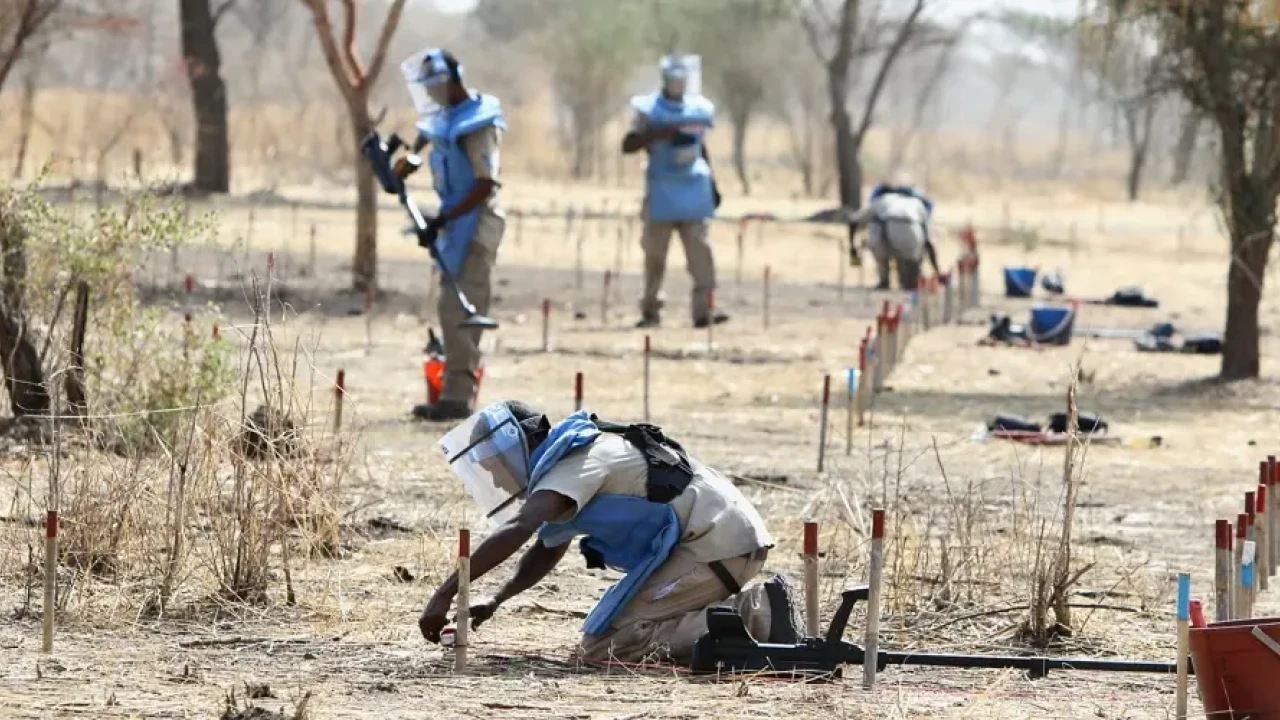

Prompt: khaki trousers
xmin=438 ymin=214 xmax=502 ymax=405
xmin=640 ymin=219 xmax=717 ymax=321
xmin=579 ymin=545 xmax=771 ymax=664
xmin=869 ymin=219 xmax=924 ymax=290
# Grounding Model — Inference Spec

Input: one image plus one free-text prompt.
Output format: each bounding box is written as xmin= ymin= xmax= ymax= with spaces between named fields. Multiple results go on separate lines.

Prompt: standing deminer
xmin=845 ymin=182 xmax=941 ymax=291
xmin=623 ymin=54 xmax=729 ymax=329
xmin=396 ymin=48 xmax=506 ymax=422
xmin=419 ymin=400 xmax=803 ymax=664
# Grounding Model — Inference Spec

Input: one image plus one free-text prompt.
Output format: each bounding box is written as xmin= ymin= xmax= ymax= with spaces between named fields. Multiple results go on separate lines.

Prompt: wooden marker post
xmin=1269 ymin=456 xmax=1278 ymax=578
xmin=1216 ymin=519 xmax=1231 ymax=622
xmin=643 ymin=335 xmax=651 ymax=422
xmin=1247 ymin=491 xmax=1258 ymax=604
xmin=942 ymin=272 xmax=954 ymax=325
xmin=706 ymin=289 xmax=715 ymax=351
xmin=1226 ymin=520 xmax=1235 ymax=620
xmin=602 ymin=271 xmax=612 ymax=326
xmin=863 ymin=508 xmax=885 ymax=690
xmin=1259 ymin=481 xmax=1270 ymax=592
xmin=803 ymin=522 xmax=820 ymax=637
xmin=42 ymin=507 xmax=57 ymax=652
xmin=817 ymin=374 xmax=831 ymax=473
xmin=541 ymin=299 xmax=551 ymax=352
xmin=857 ymin=331 xmax=871 ymax=427
xmin=1175 ymin=572 xmax=1190 ymax=720
xmin=762 ymin=266 xmax=771 ymax=329
xmin=1236 ymin=515 xmax=1247 ymax=619
xmin=333 ymin=370 xmax=346 ymax=434
xmin=574 ymin=371 xmax=584 ymax=412
xmin=873 ymin=309 xmax=887 ymax=393
xmin=455 ymin=528 xmax=470 ymax=673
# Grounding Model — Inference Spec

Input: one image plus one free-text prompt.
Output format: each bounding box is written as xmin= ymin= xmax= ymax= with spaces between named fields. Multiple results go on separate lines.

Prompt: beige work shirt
xmin=427 ymin=125 xmax=505 ymax=250
xmin=534 ymin=434 xmax=774 ymax=563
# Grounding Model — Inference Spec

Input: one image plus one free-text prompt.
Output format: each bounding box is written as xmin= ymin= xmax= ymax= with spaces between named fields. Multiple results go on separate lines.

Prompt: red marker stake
xmin=1236 ymin=516 xmax=1247 ymax=619
xmin=1259 ymin=481 xmax=1270 ymax=592
xmin=42 ymin=508 xmax=57 ymax=652
xmin=333 ymin=370 xmax=346 ymax=434
xmin=643 ymin=335 xmax=651 ymax=422
xmin=854 ymin=337 xmax=869 ymax=432
xmin=1269 ymin=456 xmax=1278 ymax=578
xmin=864 ymin=509 xmax=886 ymax=689
xmin=574 ymin=371 xmax=584 ymax=412
xmin=541 ymin=298 xmax=551 ymax=353
xmin=803 ymin=522 xmax=820 ymax=637
xmin=1216 ymin=519 xmax=1230 ymax=622
xmin=455 ymin=527 xmax=471 ymax=672
xmin=817 ymin=374 xmax=831 ymax=473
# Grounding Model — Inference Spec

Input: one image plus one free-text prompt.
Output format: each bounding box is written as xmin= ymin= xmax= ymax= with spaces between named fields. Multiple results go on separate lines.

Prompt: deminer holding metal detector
xmin=624 ymin=54 xmax=730 ymax=329
xmin=417 ymin=400 xmax=807 ymax=664
xmin=385 ymin=47 xmax=506 ymax=422
xmin=844 ymin=182 xmax=941 ymax=291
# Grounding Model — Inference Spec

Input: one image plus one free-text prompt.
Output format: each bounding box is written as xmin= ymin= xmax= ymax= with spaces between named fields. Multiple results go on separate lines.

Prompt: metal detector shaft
xmin=875 ymin=650 xmax=1178 ymax=677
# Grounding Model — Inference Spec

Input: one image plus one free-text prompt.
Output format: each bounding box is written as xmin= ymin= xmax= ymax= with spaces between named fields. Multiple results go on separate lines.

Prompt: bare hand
xmin=419 ymin=596 xmax=452 ymax=643
xmin=463 ymin=599 xmax=501 ymax=630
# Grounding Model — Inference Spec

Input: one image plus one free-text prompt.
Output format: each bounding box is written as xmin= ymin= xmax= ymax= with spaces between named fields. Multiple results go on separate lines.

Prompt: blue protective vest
xmin=539 ymin=495 xmax=680 ymax=635
xmin=415 ymin=92 xmax=506 ymax=276
xmin=630 ymin=92 xmax=716 ymax=223
xmin=530 ymin=412 xmax=685 ymax=636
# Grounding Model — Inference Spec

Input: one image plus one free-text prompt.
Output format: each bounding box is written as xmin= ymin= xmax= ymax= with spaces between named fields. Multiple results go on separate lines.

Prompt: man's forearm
xmin=494 ymin=540 xmax=570 ymax=604
xmin=440 ymin=179 xmax=496 ymax=222
xmin=431 ymin=521 xmax=533 ymax=606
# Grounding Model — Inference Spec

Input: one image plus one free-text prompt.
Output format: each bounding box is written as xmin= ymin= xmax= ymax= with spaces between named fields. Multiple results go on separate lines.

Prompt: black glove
xmin=421 ymin=216 xmax=446 ymax=249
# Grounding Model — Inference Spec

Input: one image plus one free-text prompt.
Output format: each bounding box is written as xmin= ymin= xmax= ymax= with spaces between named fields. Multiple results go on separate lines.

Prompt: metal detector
xmin=360 ymin=130 xmax=498 ymax=330
xmin=691 ymin=586 xmax=1186 ymax=679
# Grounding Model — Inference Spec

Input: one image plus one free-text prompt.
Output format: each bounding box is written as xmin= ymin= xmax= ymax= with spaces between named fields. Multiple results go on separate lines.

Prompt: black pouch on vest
xmin=590 ymin=415 xmax=696 ymax=503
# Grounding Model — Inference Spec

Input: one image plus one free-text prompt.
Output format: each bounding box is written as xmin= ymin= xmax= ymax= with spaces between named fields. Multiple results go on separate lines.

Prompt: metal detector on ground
xmin=691 ymin=586 xmax=1185 ymax=679
xmin=359 ymin=130 xmax=498 ymax=330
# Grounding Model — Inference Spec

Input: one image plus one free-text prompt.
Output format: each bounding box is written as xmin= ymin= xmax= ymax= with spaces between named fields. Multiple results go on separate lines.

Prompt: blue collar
xmin=528 ymin=411 xmax=600 ymax=488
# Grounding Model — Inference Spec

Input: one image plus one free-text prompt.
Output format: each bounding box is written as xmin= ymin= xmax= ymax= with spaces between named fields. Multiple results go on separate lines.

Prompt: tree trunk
xmin=830 ymin=99 xmax=862 ymax=208
xmin=11 ymin=66 xmax=37 ymax=181
xmin=729 ymin=109 xmax=751 ymax=196
xmin=0 ymin=209 xmax=49 ymax=416
xmin=180 ymin=0 xmax=231 ymax=194
xmin=1171 ymin=110 xmax=1199 ymax=186
xmin=1123 ymin=103 xmax=1157 ymax=202
xmin=348 ymin=101 xmax=377 ymax=292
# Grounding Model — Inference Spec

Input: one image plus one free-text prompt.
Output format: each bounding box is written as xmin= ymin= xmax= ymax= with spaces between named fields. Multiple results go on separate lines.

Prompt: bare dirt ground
xmin=2 ymin=181 xmax=1277 ymax=718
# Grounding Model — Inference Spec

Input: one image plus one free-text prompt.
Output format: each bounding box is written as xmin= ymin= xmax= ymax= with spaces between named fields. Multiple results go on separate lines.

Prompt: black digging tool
xmin=359 ymin=129 xmax=498 ymax=330
xmin=690 ymin=586 xmax=1185 ymax=679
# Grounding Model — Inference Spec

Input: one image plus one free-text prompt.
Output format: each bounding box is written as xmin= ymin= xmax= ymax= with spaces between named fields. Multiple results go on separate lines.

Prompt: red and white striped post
xmin=1259 ymin=480 xmax=1269 ymax=592
xmin=642 ymin=335 xmax=651 ymax=422
xmin=1216 ymin=519 xmax=1231 ymax=622
xmin=42 ymin=507 xmax=57 ymax=652
xmin=541 ymin=298 xmax=551 ymax=353
xmin=1247 ymin=492 xmax=1258 ymax=607
xmin=762 ymin=266 xmax=772 ymax=330
xmin=873 ymin=304 xmax=888 ymax=392
xmin=333 ymin=369 xmax=346 ymax=434
xmin=1269 ymin=455 xmax=1278 ymax=578
xmin=863 ymin=508 xmax=886 ymax=689
xmin=803 ymin=521 xmax=820 ymax=637
xmin=455 ymin=528 xmax=470 ymax=672
xmin=817 ymin=374 xmax=831 ymax=473
xmin=574 ymin=371 xmax=584 ymax=412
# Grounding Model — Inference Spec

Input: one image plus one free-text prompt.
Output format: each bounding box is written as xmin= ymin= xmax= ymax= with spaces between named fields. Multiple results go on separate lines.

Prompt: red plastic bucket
xmin=422 ymin=357 xmax=484 ymax=405
xmin=1189 ymin=617 xmax=1280 ymax=718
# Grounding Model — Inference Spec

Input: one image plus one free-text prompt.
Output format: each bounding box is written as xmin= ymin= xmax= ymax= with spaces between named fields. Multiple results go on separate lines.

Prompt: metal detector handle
xmin=825 ymin=585 xmax=869 ymax=646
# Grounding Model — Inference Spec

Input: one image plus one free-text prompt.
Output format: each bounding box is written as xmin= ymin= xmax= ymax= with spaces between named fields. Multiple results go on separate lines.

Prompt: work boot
xmin=411 ymin=399 xmax=472 ymax=422
xmin=763 ymin=574 xmax=804 ymax=643
xmin=693 ymin=311 xmax=730 ymax=329
xmin=635 ymin=312 xmax=661 ymax=329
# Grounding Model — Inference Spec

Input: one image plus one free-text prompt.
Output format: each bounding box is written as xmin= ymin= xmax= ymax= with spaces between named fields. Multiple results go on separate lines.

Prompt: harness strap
xmin=708 ymin=560 xmax=742 ymax=595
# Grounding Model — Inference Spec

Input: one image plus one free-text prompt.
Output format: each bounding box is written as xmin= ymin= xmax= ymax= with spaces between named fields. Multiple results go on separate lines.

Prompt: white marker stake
xmin=803 ymin=522 xmax=820 ymax=637
xmin=863 ymin=509 xmax=885 ymax=690
xmin=42 ymin=508 xmax=57 ymax=652
xmin=1216 ymin=519 xmax=1230 ymax=622
xmin=643 ymin=335 xmax=651 ymax=422
xmin=1175 ymin=572 xmax=1190 ymax=720
xmin=816 ymin=374 xmax=831 ymax=473
xmin=455 ymin=528 xmax=470 ymax=673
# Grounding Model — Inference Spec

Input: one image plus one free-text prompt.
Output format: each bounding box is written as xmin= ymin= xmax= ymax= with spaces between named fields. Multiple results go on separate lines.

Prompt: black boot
xmin=411 ymin=399 xmax=472 ymax=422
xmin=694 ymin=311 xmax=730 ymax=329
xmin=635 ymin=312 xmax=661 ymax=329
xmin=763 ymin=574 xmax=804 ymax=643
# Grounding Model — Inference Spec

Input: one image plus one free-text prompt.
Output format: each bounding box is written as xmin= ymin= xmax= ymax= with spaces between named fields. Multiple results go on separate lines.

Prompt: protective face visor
xmin=438 ymin=403 xmax=531 ymax=527
xmin=401 ymin=47 xmax=460 ymax=115
xmin=660 ymin=54 xmax=702 ymax=98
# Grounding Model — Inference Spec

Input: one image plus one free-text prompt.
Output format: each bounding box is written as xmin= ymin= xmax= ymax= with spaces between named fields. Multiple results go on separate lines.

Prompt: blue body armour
xmin=530 ymin=411 xmax=686 ymax=636
xmin=869 ymin=183 xmax=934 ymax=217
xmin=416 ymin=92 xmax=506 ymax=276
xmin=630 ymin=92 xmax=716 ymax=223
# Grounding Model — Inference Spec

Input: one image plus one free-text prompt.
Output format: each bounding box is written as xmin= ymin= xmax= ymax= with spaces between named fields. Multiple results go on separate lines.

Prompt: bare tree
xmin=0 ymin=1 xmax=63 ymax=96
xmin=298 ymin=0 xmax=407 ymax=292
xmin=884 ymin=21 xmax=969 ymax=177
xmin=1169 ymin=106 xmax=1202 ymax=185
xmin=1113 ymin=0 xmax=1280 ymax=379
xmin=797 ymin=0 xmax=931 ymax=209
xmin=178 ymin=0 xmax=239 ymax=193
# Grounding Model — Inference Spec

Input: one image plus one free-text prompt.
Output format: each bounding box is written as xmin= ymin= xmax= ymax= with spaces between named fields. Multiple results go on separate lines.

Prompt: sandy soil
xmin=2 ymin=181 xmax=1277 ymax=719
